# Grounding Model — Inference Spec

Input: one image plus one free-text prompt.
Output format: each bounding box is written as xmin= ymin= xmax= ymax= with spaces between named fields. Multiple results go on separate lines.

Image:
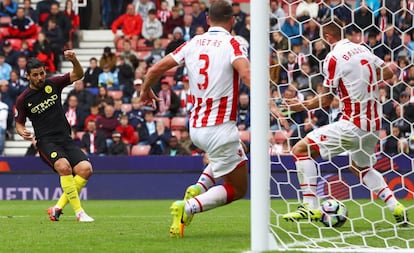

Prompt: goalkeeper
xmin=282 ymin=18 xmax=409 ymax=226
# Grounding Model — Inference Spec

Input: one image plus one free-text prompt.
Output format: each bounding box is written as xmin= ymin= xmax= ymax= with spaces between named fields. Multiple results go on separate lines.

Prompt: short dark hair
xmin=322 ymin=17 xmax=343 ymax=40
xmin=26 ymin=58 xmax=44 ymax=74
xmin=208 ymin=0 xmax=233 ymax=24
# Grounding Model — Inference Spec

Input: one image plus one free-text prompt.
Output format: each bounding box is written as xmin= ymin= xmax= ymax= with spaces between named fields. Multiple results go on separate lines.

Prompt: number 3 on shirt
xmin=197 ymin=54 xmax=209 ymax=90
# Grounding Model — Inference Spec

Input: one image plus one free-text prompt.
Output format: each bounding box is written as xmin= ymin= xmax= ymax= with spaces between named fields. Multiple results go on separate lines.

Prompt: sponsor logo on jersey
xmin=30 ymin=94 xmax=58 ymax=114
xmin=45 ymin=85 xmax=53 ymax=94
xmin=50 ymin=152 xmax=57 ymax=158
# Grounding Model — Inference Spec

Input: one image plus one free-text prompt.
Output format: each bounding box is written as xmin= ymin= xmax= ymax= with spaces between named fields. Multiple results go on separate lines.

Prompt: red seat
xmin=108 ymin=90 xmax=123 ymax=100
xmin=0 ymin=16 xmax=11 ymax=26
xmin=137 ymin=38 xmax=152 ymax=51
xmin=130 ymin=145 xmax=151 ymax=156
xmin=7 ymin=38 xmax=22 ymax=51
xmin=0 ymin=27 xmax=9 ymax=39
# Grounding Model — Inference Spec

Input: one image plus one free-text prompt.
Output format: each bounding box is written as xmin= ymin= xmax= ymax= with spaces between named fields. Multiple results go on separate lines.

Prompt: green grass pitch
xmin=0 ymin=200 xmax=412 ymax=253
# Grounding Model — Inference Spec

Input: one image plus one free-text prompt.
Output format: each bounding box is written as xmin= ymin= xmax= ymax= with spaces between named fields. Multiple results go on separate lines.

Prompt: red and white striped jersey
xmin=170 ymin=27 xmax=249 ymax=128
xmin=323 ymin=39 xmax=384 ymax=131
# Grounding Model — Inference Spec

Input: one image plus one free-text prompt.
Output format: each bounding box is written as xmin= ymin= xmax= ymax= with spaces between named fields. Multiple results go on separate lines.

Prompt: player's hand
xmin=21 ymin=129 xmax=34 ymax=141
xmin=64 ymin=50 xmax=77 ymax=61
xmin=283 ymin=98 xmax=304 ymax=112
xmin=138 ymin=89 xmax=161 ymax=109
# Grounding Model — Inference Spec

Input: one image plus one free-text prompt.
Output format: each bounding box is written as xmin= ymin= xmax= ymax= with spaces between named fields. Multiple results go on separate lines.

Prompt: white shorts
xmin=306 ymin=120 xmax=378 ymax=168
xmin=190 ymin=121 xmax=247 ymax=178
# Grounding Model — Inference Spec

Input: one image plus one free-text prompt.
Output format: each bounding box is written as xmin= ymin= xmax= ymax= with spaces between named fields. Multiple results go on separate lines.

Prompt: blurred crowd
xmin=0 ymin=0 xmax=413 ymax=158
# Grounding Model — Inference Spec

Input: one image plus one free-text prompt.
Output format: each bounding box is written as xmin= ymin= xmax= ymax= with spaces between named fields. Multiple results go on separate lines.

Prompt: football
xmin=320 ymin=199 xmax=348 ymax=227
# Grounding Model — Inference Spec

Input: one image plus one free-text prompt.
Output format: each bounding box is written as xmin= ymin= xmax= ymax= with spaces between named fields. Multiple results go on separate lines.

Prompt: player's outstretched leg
xmin=47 ymin=206 xmax=63 ymax=222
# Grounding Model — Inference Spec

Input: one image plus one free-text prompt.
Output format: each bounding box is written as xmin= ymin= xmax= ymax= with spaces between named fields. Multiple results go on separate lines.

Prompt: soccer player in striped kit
xmin=282 ymin=18 xmax=409 ymax=226
xmin=138 ymin=0 xmax=251 ymax=237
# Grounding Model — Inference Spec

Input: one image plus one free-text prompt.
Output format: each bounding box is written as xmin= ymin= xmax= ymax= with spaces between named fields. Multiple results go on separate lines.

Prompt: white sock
xmin=196 ymin=164 xmax=216 ymax=193
xmin=185 ymin=185 xmax=234 ymax=215
xmin=296 ymin=159 xmax=319 ymax=209
xmin=362 ymin=169 xmax=398 ymax=211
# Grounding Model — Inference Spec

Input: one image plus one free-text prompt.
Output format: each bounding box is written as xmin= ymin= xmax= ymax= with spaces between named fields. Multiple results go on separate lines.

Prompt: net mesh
xmin=268 ymin=0 xmax=414 ymax=250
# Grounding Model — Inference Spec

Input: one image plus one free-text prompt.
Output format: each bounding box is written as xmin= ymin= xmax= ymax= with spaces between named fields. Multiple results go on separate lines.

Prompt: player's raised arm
xmin=284 ymin=86 xmax=334 ymax=112
xmin=64 ymin=50 xmax=84 ymax=83
xmin=139 ymin=54 xmax=178 ymax=107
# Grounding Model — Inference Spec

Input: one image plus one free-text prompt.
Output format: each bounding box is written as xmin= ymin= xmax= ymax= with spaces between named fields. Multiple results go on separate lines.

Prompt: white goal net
xmin=250 ymin=0 xmax=414 ymax=252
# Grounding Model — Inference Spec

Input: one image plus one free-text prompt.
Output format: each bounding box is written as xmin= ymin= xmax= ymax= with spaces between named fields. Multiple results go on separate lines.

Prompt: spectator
xmin=0 ymin=79 xmax=17 ymax=135
xmin=303 ymin=19 xmax=319 ymax=42
xmin=393 ymin=103 xmax=411 ymax=137
xmin=281 ymin=17 xmax=302 ymax=46
xmin=157 ymin=80 xmax=180 ymax=117
xmin=383 ymin=125 xmax=406 ymax=155
xmin=63 ymin=0 xmax=80 ymax=48
xmin=119 ymin=39 xmax=139 ymax=69
xmin=163 ymin=6 xmax=184 ymax=39
xmin=115 ymin=113 xmax=138 ymax=145
xmin=238 ymin=15 xmax=250 ymax=45
xmin=317 ymin=0 xmax=334 ymax=24
xmin=81 ymin=120 xmax=108 ymax=156
xmin=269 ymin=0 xmax=285 ymax=31
xmin=43 ymin=18 xmax=64 ymax=72
xmin=131 ymin=78 xmax=143 ymax=99
xmin=157 ymin=0 xmax=171 ymax=27
xmin=65 ymin=79 xmax=95 ymax=114
xmin=353 ymin=2 xmax=373 ymax=34
xmin=355 ymin=0 xmax=381 ymax=18
xmin=375 ymin=6 xmax=392 ymax=32
xmin=95 ymin=86 xmax=114 ymax=115
xmin=96 ymin=104 xmax=120 ymax=147
xmin=64 ymin=94 xmax=87 ymax=132
xmin=178 ymin=127 xmax=193 ymax=154
xmin=43 ymin=2 xmax=73 ymax=46
xmin=111 ymin=4 xmax=143 ymax=51
xmin=108 ymin=131 xmax=128 ymax=155
xmin=83 ymin=57 xmax=102 ymax=88
xmin=22 ymin=0 xmax=36 ymax=22
xmin=8 ymin=69 xmax=25 ymax=95
xmin=308 ymin=39 xmax=327 ymax=73
xmin=99 ymin=46 xmax=117 ymax=72
xmin=289 ymin=117 xmax=314 ymax=147
xmin=190 ymin=1 xmax=207 ymax=31
xmin=0 ymin=52 xmax=12 ymax=81
xmin=144 ymin=38 xmax=165 ymax=67
xmin=280 ymin=52 xmax=301 ymax=84
xmin=0 ymin=0 xmax=18 ymax=17
xmin=163 ymin=135 xmax=190 ymax=156
xmin=365 ymin=31 xmax=386 ymax=60
xmin=333 ymin=1 xmax=352 ymax=27
xmin=84 ymin=104 xmax=102 ymax=131
xmin=98 ymin=64 xmax=119 ymax=90
xmin=35 ymin=0 xmax=59 ymax=25
xmin=142 ymin=9 xmax=163 ymax=47
xmin=8 ymin=7 xmax=38 ymax=39
xmin=232 ymin=2 xmax=246 ymax=35
xmin=14 ymin=55 xmax=29 ymax=87
xmin=296 ymin=0 xmax=318 ymax=22
xmin=271 ymin=31 xmax=288 ymax=51
xmin=128 ymin=96 xmax=145 ymax=129
xmin=383 ymin=24 xmax=402 ymax=60
xmin=138 ymin=110 xmax=172 ymax=155
xmin=165 ymin=27 xmax=185 ymax=55
xmin=1 ymin=40 xmax=19 ymax=68
xmin=32 ymin=32 xmax=55 ymax=73
xmin=182 ymin=14 xmax=195 ymax=41
xmin=18 ymin=40 xmax=32 ymax=58
xmin=237 ymin=92 xmax=250 ymax=131
xmin=295 ymin=62 xmax=312 ymax=90
xmin=132 ymin=0 xmax=156 ymax=21
xmin=0 ymin=95 xmax=8 ymax=155
xmin=114 ymin=55 xmax=134 ymax=102
xmin=101 ymin=0 xmax=121 ymax=29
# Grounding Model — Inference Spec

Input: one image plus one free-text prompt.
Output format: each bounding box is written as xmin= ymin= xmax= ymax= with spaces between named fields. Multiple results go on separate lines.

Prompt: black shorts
xmin=37 ymin=137 xmax=89 ymax=170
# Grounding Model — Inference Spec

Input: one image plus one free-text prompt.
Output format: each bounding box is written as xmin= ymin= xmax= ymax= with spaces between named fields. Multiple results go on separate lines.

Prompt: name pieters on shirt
xmin=341 ymin=46 xmax=368 ymax=61
xmin=30 ymin=94 xmax=59 ymax=114
xmin=195 ymin=38 xmax=222 ymax=47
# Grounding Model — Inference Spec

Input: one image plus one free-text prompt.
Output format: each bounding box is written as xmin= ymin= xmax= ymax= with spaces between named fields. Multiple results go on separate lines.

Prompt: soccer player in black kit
xmin=15 ymin=50 xmax=94 ymax=222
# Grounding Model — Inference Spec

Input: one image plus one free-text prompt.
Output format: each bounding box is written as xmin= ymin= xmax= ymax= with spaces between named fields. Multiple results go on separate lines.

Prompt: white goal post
xmin=250 ymin=0 xmax=414 ymax=252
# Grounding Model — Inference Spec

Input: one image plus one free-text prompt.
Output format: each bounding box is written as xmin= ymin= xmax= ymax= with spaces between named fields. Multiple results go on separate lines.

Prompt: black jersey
xmin=15 ymin=73 xmax=73 ymax=140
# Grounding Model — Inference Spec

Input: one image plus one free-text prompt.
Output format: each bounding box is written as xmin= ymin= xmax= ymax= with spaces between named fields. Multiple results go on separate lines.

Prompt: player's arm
xmin=377 ymin=63 xmax=394 ymax=83
xmin=64 ymin=50 xmax=84 ymax=83
xmin=16 ymin=121 xmax=34 ymax=141
xmin=232 ymin=58 xmax=250 ymax=88
xmin=139 ymin=55 xmax=179 ymax=106
xmin=284 ymin=86 xmax=334 ymax=112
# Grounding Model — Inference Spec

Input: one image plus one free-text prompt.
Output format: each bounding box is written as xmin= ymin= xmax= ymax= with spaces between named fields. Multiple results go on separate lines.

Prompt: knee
xmin=74 ymin=161 xmax=93 ymax=179
xmin=54 ymin=159 xmax=72 ymax=175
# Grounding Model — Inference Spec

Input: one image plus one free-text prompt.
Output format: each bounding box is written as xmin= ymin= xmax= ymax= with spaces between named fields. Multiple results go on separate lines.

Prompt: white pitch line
xmin=0 ymin=215 xmax=30 ymax=218
xmin=284 ymin=226 xmax=414 ymax=249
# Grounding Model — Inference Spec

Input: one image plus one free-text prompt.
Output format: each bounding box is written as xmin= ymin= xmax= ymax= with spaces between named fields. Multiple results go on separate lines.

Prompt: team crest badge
xmin=51 ymin=152 xmax=57 ymax=158
xmin=45 ymin=85 xmax=53 ymax=94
